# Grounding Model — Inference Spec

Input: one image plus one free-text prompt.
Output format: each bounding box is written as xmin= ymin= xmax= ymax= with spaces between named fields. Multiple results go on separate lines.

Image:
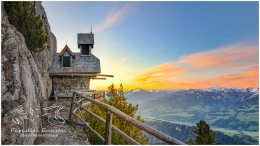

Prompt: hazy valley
xmin=125 ymin=87 xmax=259 ymax=144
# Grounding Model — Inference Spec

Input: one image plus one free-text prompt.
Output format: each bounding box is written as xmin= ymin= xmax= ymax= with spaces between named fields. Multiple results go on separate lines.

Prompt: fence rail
xmin=69 ymin=91 xmax=186 ymax=145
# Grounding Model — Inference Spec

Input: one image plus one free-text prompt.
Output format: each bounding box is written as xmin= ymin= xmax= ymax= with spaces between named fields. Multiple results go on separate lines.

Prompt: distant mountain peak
xmin=132 ymin=88 xmax=144 ymax=93
xmin=127 ymin=87 xmax=259 ymax=94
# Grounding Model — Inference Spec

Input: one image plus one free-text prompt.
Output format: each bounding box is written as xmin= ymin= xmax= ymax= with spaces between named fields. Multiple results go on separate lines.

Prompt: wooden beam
xmin=97 ymin=74 xmax=114 ymax=77
xmin=90 ymin=77 xmax=106 ymax=80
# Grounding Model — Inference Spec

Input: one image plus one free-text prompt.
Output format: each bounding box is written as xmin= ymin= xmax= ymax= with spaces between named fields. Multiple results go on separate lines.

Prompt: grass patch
xmin=236 ymin=112 xmax=259 ymax=122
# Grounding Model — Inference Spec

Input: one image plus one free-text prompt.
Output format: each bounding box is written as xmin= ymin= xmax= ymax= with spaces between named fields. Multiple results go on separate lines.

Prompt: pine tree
xmin=4 ymin=2 xmax=48 ymax=52
xmin=85 ymin=84 xmax=148 ymax=144
xmin=193 ymin=120 xmax=215 ymax=144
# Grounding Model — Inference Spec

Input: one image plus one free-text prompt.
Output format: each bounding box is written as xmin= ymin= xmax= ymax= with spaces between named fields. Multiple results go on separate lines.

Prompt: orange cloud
xmin=178 ymin=43 xmax=258 ymax=70
xmin=136 ymin=62 xmax=184 ymax=78
xmin=196 ymin=68 xmax=259 ymax=88
xmin=133 ymin=43 xmax=259 ymax=89
xmin=133 ymin=68 xmax=259 ymax=89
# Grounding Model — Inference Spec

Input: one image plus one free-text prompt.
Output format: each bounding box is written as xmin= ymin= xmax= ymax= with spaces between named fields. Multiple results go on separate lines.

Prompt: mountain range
xmin=124 ymin=87 xmax=259 ymax=144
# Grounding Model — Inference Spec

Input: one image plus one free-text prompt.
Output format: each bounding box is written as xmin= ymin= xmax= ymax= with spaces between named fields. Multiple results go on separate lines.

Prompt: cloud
xmin=196 ymin=68 xmax=259 ymax=88
xmin=94 ymin=3 xmax=133 ymax=32
xmin=136 ymin=62 xmax=184 ymax=78
xmin=178 ymin=43 xmax=258 ymax=70
xmin=133 ymin=43 xmax=259 ymax=89
xmin=134 ymin=68 xmax=259 ymax=89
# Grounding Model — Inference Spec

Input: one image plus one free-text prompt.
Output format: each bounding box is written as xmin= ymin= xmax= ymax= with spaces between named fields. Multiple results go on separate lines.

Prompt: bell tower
xmin=77 ymin=33 xmax=94 ymax=55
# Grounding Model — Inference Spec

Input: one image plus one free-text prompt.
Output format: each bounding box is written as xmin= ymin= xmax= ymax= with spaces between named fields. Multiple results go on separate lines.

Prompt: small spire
xmin=90 ymin=26 xmax=92 ymax=33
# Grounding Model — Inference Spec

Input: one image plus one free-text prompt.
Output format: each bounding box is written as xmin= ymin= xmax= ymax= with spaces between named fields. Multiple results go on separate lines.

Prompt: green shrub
xmin=4 ymin=1 xmax=48 ymax=52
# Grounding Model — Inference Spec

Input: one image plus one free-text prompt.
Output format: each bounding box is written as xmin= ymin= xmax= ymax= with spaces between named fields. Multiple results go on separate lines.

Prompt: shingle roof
xmin=77 ymin=33 xmax=94 ymax=44
xmin=58 ymin=45 xmax=75 ymax=57
xmin=49 ymin=53 xmax=101 ymax=74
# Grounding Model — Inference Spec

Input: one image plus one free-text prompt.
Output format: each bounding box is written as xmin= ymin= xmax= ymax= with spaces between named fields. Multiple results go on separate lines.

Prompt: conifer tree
xmin=187 ymin=120 xmax=215 ymax=145
xmin=4 ymin=2 xmax=48 ymax=52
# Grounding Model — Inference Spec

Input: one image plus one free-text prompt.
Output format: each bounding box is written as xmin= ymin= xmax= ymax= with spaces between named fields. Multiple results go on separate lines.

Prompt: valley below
xmin=125 ymin=87 xmax=259 ymax=144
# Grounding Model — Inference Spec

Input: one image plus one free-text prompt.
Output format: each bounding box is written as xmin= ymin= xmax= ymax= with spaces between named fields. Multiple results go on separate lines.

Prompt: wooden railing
xmin=68 ymin=91 xmax=185 ymax=145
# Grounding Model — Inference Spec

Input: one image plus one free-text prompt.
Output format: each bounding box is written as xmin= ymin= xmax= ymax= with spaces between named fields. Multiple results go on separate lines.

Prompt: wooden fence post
xmin=69 ymin=92 xmax=75 ymax=120
xmin=105 ymin=111 xmax=113 ymax=144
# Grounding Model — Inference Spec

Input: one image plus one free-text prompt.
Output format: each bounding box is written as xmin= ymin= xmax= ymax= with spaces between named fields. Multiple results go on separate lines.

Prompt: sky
xmin=43 ymin=1 xmax=259 ymax=90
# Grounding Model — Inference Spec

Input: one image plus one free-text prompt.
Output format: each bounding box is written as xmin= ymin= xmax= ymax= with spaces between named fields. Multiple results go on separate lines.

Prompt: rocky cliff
xmin=1 ymin=2 xmax=57 ymax=144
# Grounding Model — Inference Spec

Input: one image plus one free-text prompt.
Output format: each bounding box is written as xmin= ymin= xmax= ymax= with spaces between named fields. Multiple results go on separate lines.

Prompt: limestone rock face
xmin=1 ymin=2 xmax=57 ymax=144
xmin=33 ymin=1 xmax=57 ymax=98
